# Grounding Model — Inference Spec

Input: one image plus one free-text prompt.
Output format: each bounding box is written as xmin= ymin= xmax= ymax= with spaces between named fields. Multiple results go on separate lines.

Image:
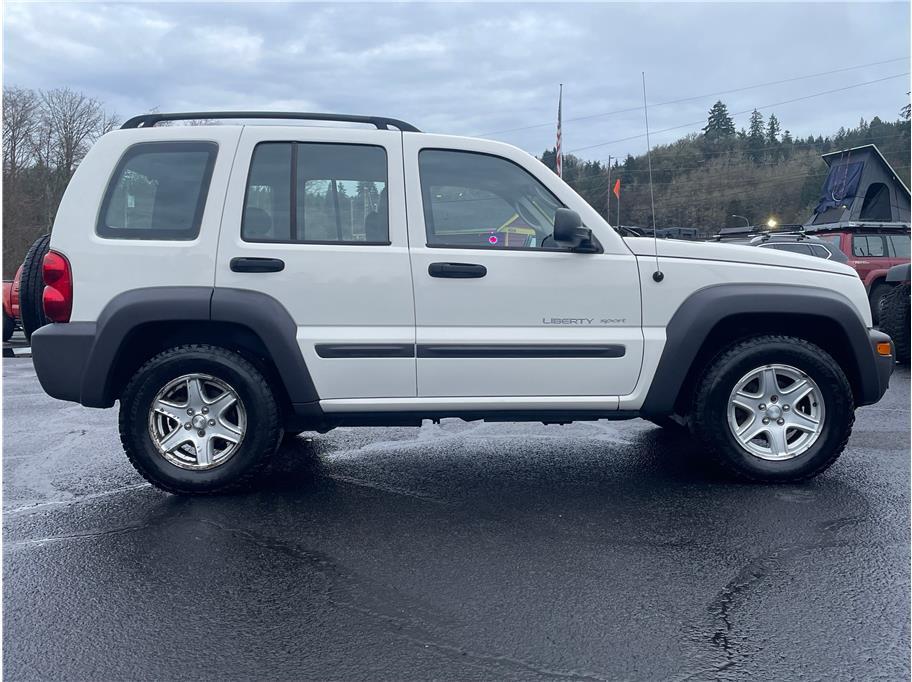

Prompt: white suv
xmin=31 ymin=112 xmax=895 ymax=494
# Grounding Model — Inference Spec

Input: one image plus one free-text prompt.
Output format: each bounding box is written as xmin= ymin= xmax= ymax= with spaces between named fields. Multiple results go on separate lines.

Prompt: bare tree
xmin=2 ymin=86 xmax=39 ymax=182
xmin=3 ymin=86 xmax=118 ymax=266
xmin=40 ymin=87 xmax=106 ymax=175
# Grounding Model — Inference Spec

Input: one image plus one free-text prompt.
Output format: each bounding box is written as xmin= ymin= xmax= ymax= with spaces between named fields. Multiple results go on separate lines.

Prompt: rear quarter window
xmin=816 ymin=234 xmax=845 ymax=254
xmin=97 ymin=142 xmax=218 ymax=240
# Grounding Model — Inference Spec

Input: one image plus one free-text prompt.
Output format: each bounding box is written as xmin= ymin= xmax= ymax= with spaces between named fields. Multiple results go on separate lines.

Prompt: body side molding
xmin=416 ymin=344 xmax=625 ymax=358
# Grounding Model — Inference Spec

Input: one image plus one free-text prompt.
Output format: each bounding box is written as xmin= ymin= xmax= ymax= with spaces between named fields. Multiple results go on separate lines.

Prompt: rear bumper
xmin=860 ymin=328 xmax=894 ymax=406
xmin=31 ymin=322 xmax=97 ymax=404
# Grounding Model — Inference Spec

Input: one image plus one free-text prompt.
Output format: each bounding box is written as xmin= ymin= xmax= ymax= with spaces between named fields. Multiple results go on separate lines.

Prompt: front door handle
xmin=230 ymin=257 xmax=285 ymax=273
xmin=428 ymin=262 xmax=487 ymax=279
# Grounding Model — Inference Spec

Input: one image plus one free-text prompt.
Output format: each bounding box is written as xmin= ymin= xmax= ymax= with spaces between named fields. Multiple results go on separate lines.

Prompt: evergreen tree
xmin=702 ymin=100 xmax=736 ymax=142
xmin=746 ymin=109 xmax=765 ymax=163
xmin=766 ymin=114 xmax=780 ymax=143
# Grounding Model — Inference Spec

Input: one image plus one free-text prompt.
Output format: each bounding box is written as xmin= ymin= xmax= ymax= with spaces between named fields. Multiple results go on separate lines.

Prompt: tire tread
xmin=880 ymin=283 xmax=910 ymax=364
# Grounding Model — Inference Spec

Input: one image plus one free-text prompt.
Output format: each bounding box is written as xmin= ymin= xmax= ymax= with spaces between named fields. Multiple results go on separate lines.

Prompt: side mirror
xmin=552 ymin=208 xmax=596 ymax=251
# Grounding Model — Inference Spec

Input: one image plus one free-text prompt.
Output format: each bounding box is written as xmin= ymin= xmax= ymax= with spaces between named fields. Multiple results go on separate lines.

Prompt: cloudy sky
xmin=4 ymin=2 xmax=910 ymax=162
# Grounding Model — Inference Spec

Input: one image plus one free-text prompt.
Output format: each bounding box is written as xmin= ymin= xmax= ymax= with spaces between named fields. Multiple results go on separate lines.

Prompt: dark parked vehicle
xmin=712 ymin=227 xmax=849 ymax=263
xmin=750 ymin=232 xmax=849 ymax=263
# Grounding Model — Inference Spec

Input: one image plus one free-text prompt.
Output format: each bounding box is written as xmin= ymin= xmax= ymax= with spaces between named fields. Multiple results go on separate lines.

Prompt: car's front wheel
xmin=690 ymin=335 xmax=854 ymax=482
xmin=119 ymin=344 xmax=282 ymax=494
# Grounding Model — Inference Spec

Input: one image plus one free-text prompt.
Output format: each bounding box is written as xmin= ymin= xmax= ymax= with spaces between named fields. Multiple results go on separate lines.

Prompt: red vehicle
xmin=812 ymin=226 xmax=910 ymax=319
xmin=805 ymin=144 xmax=910 ymax=322
xmin=4 ymin=233 xmax=51 ymax=342
xmin=2 ymin=264 xmax=23 ymax=342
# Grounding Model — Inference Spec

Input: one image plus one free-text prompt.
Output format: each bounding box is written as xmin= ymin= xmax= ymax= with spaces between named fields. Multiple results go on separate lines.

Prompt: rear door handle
xmin=230 ymin=257 xmax=285 ymax=273
xmin=428 ymin=262 xmax=487 ymax=279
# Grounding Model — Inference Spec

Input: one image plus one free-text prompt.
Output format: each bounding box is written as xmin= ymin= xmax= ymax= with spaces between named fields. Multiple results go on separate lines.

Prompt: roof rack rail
xmin=120 ymin=111 xmax=421 ymax=132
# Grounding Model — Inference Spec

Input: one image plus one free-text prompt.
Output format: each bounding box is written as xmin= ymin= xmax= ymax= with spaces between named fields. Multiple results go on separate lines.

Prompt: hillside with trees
xmin=542 ymin=101 xmax=911 ymax=233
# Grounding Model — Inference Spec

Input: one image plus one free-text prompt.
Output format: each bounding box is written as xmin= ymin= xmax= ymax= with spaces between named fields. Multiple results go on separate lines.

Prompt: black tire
xmin=880 ymin=283 xmax=910 ymax=364
xmin=119 ymin=344 xmax=283 ymax=494
xmin=2 ymin=311 xmax=13 ymax=342
xmin=19 ymin=233 xmax=50 ymax=340
xmin=690 ymin=335 xmax=854 ymax=482
xmin=869 ymin=281 xmax=890 ymax=325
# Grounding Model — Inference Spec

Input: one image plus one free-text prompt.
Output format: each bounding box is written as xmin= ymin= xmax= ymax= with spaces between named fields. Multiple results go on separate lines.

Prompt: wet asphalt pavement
xmin=3 ymin=357 xmax=909 ymax=681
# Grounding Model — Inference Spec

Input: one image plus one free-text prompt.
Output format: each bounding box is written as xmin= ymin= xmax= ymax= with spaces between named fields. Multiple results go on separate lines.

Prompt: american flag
xmin=556 ymin=84 xmax=563 ymax=178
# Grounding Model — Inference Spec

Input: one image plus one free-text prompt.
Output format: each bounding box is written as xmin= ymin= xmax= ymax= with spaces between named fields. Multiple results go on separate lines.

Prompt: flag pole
xmin=616 ymin=188 xmax=621 ymax=228
xmin=556 ymin=84 xmax=563 ymax=178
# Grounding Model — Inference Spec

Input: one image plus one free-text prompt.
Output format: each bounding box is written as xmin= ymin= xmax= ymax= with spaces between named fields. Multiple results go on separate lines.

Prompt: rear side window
xmin=852 ymin=234 xmax=887 ymax=257
xmin=764 ymin=243 xmax=814 ymax=256
xmin=242 ymin=142 xmax=389 ymax=244
xmin=887 ymin=234 xmax=910 ymax=258
xmin=97 ymin=142 xmax=217 ymax=240
xmin=808 ymin=244 xmax=832 ymax=259
xmin=817 ymin=234 xmax=844 ymax=254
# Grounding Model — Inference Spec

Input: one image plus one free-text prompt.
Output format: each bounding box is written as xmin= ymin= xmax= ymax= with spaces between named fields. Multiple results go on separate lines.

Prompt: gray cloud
xmin=4 ymin=2 xmax=909 ymax=161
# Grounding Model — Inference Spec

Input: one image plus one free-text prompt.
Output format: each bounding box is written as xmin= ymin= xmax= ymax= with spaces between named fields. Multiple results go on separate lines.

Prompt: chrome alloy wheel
xmin=727 ymin=364 xmax=825 ymax=461
xmin=148 ymin=373 xmax=246 ymax=470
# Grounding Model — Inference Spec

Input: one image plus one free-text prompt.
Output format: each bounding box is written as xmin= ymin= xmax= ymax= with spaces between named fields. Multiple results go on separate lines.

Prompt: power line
xmin=567 ymin=72 xmax=909 ymax=154
xmin=477 ymin=57 xmax=909 ymax=137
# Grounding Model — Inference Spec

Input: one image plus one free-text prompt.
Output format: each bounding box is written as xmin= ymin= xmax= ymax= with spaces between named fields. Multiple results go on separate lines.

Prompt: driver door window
xmin=419 ymin=149 xmax=564 ymax=250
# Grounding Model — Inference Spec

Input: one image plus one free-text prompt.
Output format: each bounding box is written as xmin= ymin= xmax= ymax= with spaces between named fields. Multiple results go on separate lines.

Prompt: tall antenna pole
xmin=605 ymin=155 xmax=612 ymax=218
xmin=642 ymin=72 xmax=663 ymax=283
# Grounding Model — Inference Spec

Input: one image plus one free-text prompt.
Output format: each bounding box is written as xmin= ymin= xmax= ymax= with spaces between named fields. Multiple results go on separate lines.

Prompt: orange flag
xmin=612 ymin=179 xmax=621 ymax=199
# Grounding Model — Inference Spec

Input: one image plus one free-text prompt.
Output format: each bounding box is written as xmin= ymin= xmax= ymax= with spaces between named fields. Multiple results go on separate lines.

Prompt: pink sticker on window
xmin=488 ymin=235 xmax=498 ymax=244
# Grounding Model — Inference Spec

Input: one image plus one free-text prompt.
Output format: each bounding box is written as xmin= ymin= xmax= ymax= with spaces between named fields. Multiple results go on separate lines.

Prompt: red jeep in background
xmin=812 ymin=225 xmax=911 ymax=320
xmin=4 ymin=233 xmax=52 ymax=343
xmin=3 ymin=264 xmax=23 ymax=342
xmin=805 ymin=144 xmax=910 ymax=323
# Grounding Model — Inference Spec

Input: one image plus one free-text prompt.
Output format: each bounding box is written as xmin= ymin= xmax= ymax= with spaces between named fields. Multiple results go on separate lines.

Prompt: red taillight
xmin=42 ymin=250 xmax=72 ymax=323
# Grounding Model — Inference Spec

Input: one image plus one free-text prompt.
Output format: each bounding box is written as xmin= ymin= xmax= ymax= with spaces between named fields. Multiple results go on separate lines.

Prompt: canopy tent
xmin=807 ymin=144 xmax=910 ymax=226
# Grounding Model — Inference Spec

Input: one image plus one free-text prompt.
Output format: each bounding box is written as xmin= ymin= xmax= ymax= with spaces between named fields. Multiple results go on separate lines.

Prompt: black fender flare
xmin=639 ymin=283 xmax=885 ymax=416
xmin=886 ymin=263 xmax=910 ymax=283
xmin=51 ymin=287 xmax=319 ymax=408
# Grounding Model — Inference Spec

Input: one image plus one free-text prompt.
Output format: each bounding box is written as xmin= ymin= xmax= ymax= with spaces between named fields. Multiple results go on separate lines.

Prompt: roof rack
xmin=120 ymin=111 xmax=421 ymax=132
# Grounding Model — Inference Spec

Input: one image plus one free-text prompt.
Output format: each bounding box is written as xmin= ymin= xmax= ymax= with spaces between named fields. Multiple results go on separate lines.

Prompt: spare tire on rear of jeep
xmin=19 ymin=233 xmax=50 ymax=341
xmin=880 ymin=283 xmax=910 ymax=364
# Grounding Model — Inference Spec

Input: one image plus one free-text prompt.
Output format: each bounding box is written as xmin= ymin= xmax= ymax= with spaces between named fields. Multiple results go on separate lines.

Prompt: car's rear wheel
xmin=690 ymin=335 xmax=854 ymax=482
xmin=119 ymin=344 xmax=282 ymax=494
